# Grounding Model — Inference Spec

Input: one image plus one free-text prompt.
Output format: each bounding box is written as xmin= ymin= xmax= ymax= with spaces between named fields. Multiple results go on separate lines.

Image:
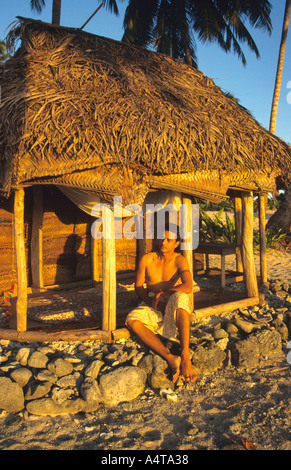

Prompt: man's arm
xmin=151 ymin=256 xmax=193 ymax=310
xmin=135 ymin=254 xmax=153 ymax=307
xmin=163 ymin=255 xmax=193 ymax=295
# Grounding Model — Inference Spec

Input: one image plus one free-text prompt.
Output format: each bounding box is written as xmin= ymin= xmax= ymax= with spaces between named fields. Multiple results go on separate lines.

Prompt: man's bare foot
xmin=181 ymin=352 xmax=197 ymax=383
xmin=166 ymin=354 xmax=181 ymax=383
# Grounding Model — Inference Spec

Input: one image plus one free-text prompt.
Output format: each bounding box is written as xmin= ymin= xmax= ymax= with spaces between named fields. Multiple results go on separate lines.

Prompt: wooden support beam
xmin=0 ymin=328 xmax=111 ymax=343
xmin=14 ymin=188 xmax=27 ymax=332
xmin=91 ymin=216 xmax=100 ymax=282
xmin=193 ymin=296 xmax=259 ymax=321
xmin=241 ymin=192 xmax=259 ymax=298
xmin=111 ymin=327 xmax=131 ymax=342
xmin=234 ymin=194 xmax=243 ymax=273
xmin=137 ymin=210 xmax=146 ymax=263
xmin=31 ymin=186 xmax=44 ymax=289
xmin=259 ymin=193 xmax=268 ymax=285
xmin=181 ymin=195 xmax=194 ymax=311
xmin=102 ymin=204 xmax=116 ymax=332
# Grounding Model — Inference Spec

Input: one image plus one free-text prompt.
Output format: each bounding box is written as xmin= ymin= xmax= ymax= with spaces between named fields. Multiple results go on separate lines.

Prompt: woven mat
xmin=27 ymin=284 xmax=139 ymax=325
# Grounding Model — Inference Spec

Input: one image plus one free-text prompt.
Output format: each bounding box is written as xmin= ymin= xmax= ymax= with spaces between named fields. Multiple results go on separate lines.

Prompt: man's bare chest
xmin=146 ymin=259 xmax=179 ymax=283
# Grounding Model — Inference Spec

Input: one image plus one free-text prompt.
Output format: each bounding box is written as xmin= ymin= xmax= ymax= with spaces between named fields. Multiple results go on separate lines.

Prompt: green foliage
xmin=0 ymin=40 xmax=10 ymax=64
xmin=200 ymin=209 xmax=236 ymax=244
xmin=253 ymin=227 xmax=287 ymax=252
xmin=199 ymin=198 xmax=234 ymax=212
xmin=201 ymin=208 xmax=287 ymax=251
xmin=30 ymin=0 xmax=46 ymax=13
xmin=122 ymin=0 xmax=272 ymax=67
xmin=267 ymin=193 xmax=285 ymax=210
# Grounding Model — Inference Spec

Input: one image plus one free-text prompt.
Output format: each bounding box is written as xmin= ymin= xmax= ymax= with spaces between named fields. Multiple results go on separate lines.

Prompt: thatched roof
xmin=1 ymin=17 xmax=291 ymax=204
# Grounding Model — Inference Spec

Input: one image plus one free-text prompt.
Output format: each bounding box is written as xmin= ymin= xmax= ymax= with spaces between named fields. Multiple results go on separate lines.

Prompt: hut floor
xmin=3 ymin=271 xmax=246 ymax=333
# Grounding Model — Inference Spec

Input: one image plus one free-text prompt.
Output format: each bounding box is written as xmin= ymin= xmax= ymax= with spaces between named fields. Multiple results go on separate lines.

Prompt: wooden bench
xmin=195 ymin=242 xmax=244 ymax=288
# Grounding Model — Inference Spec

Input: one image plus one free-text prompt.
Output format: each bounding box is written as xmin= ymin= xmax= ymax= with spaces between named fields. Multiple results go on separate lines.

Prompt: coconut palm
xmin=122 ymin=0 xmax=273 ymax=67
xmin=269 ymin=0 xmax=291 ymax=134
xmin=30 ymin=0 xmax=121 ymax=26
xmin=0 ymin=40 xmax=10 ymax=64
xmin=267 ymin=0 xmax=291 ymax=234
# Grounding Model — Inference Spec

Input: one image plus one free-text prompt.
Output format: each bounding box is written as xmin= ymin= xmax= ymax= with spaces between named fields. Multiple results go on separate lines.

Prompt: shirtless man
xmin=126 ymin=224 xmax=197 ymax=384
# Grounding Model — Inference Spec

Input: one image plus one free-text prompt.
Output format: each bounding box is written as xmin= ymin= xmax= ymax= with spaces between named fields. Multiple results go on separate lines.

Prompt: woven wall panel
xmin=0 ymin=218 xmax=31 ymax=292
xmin=42 ymin=187 xmax=92 ymax=285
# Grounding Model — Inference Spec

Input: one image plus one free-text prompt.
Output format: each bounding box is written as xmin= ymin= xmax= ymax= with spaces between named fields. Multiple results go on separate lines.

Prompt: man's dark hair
xmin=163 ymin=222 xmax=181 ymax=242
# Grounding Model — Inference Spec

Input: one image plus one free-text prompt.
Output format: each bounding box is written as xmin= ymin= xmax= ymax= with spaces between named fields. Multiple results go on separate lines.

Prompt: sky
xmin=1 ymin=0 xmax=291 ymax=145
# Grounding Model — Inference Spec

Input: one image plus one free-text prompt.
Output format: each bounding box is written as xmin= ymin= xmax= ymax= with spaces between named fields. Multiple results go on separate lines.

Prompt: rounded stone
xmin=27 ymin=351 xmax=49 ymax=369
xmin=99 ymin=366 xmax=147 ymax=406
xmin=0 ymin=376 xmax=25 ymax=412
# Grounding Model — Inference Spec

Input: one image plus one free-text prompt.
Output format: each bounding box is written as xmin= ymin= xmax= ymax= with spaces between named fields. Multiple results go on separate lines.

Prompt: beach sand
xmin=206 ymin=247 xmax=291 ymax=284
xmin=204 ymin=209 xmax=291 ymax=283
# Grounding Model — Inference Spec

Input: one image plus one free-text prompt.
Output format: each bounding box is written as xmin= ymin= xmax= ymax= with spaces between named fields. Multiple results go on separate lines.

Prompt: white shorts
xmin=125 ymin=291 xmax=192 ymax=341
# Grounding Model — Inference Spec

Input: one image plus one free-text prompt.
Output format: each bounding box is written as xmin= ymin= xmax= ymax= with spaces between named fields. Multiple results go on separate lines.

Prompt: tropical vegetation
xmin=200 ymin=207 xmax=287 ymax=251
xmin=0 ymin=40 xmax=9 ymax=64
xmin=122 ymin=0 xmax=273 ymax=67
xmin=267 ymin=0 xmax=291 ymax=234
xmin=30 ymin=0 xmax=121 ymax=25
xmin=200 ymin=208 xmax=236 ymax=244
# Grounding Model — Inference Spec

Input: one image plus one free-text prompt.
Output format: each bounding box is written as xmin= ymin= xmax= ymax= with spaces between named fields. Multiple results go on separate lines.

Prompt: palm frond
xmin=30 ymin=0 xmax=46 ymax=13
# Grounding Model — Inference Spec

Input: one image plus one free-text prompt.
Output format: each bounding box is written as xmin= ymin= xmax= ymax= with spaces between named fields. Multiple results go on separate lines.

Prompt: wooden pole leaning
xmin=91 ymin=215 xmax=101 ymax=283
xmin=14 ymin=188 xmax=27 ymax=332
xmin=31 ymin=186 xmax=44 ymax=289
xmin=234 ymin=193 xmax=243 ymax=273
xmin=181 ymin=194 xmax=194 ymax=312
xmin=102 ymin=203 xmax=116 ymax=332
xmin=241 ymin=192 xmax=259 ymax=298
xmin=259 ymin=192 xmax=268 ymax=286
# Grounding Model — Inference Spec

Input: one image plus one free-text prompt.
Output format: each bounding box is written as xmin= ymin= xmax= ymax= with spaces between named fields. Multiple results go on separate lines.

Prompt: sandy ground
xmin=204 ymin=209 xmax=291 ymax=283
xmin=0 ymin=210 xmax=290 ymax=453
xmin=208 ymin=247 xmax=291 ymax=284
xmin=0 ymin=353 xmax=290 ymax=454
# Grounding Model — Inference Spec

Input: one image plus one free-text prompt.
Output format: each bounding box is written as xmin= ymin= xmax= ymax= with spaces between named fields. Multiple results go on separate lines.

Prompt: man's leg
xmin=176 ymin=308 xmax=197 ymax=383
xmin=127 ymin=319 xmax=181 ymax=383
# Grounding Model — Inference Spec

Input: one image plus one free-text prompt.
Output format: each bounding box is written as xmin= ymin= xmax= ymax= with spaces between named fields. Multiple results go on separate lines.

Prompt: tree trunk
xmin=266 ymin=186 xmax=291 ymax=233
xmin=52 ymin=0 xmax=62 ymax=25
xmin=269 ymin=0 xmax=291 ymax=134
xmin=268 ymin=0 xmax=291 ymax=234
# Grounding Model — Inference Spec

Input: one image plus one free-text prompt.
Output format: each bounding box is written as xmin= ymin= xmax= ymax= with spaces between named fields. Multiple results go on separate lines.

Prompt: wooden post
xmin=234 ymin=194 xmax=243 ymax=273
xmin=91 ymin=216 xmax=100 ymax=282
xmin=102 ymin=204 xmax=116 ymax=332
xmin=241 ymin=192 xmax=259 ymax=298
xmin=181 ymin=195 xmax=194 ymax=311
xmin=137 ymin=211 xmax=146 ymax=264
xmin=259 ymin=192 xmax=268 ymax=285
xmin=221 ymin=253 xmax=226 ymax=289
xmin=31 ymin=186 xmax=44 ymax=289
xmin=14 ymin=188 xmax=27 ymax=332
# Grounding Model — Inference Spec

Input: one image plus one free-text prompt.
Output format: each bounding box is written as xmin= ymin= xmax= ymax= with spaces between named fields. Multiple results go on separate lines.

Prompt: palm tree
xmin=30 ymin=0 xmax=121 ymax=26
xmin=269 ymin=0 xmax=291 ymax=134
xmin=0 ymin=40 xmax=10 ymax=64
xmin=267 ymin=0 xmax=291 ymax=234
xmin=122 ymin=0 xmax=273 ymax=67
xmin=52 ymin=0 xmax=62 ymax=24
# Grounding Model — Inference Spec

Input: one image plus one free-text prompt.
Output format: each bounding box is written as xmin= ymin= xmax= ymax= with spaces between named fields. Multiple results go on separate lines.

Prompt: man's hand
xmin=152 ymin=291 xmax=166 ymax=312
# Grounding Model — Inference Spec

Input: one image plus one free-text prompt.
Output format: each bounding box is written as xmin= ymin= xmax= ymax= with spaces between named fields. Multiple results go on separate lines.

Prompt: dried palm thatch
xmin=1 ymin=17 xmax=291 ymax=203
